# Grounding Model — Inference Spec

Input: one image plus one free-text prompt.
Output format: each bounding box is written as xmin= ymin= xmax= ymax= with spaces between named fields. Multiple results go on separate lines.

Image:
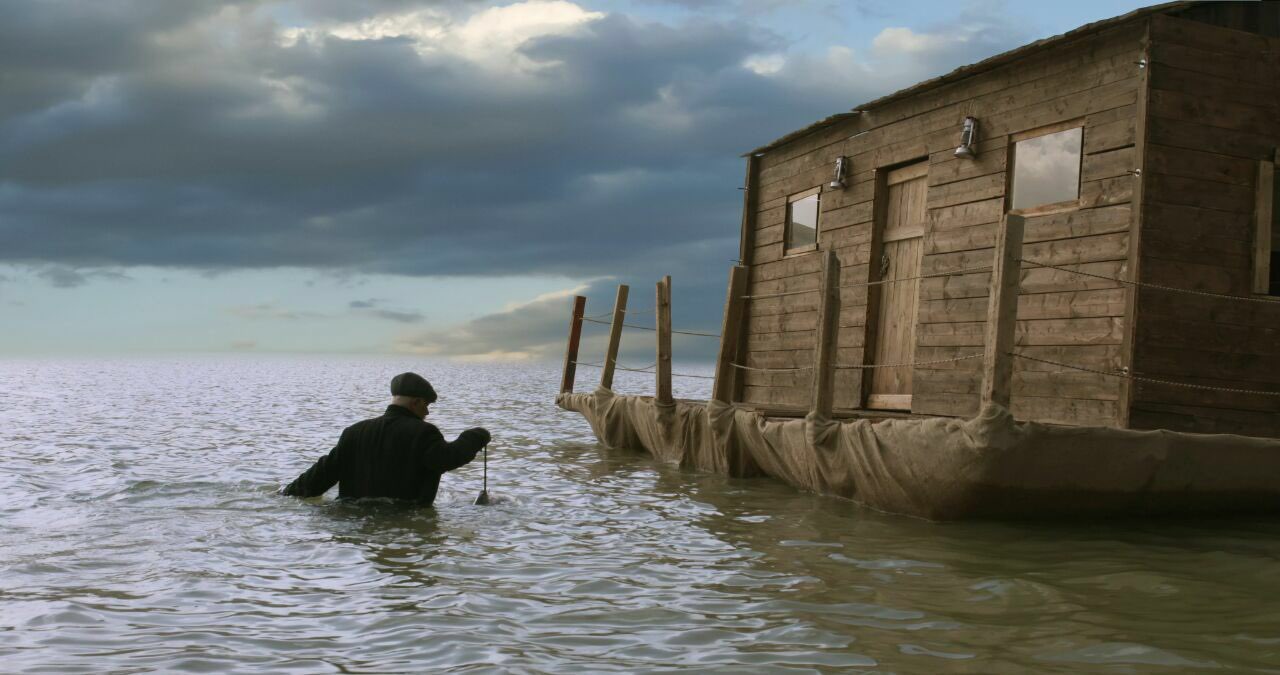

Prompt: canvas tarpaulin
xmin=558 ymin=388 xmax=1280 ymax=520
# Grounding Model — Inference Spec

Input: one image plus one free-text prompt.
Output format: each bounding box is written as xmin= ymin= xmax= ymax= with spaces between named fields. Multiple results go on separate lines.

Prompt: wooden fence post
xmin=560 ymin=295 xmax=587 ymax=394
xmin=656 ymin=275 xmax=673 ymax=404
xmin=600 ymin=284 xmax=630 ymax=390
xmin=811 ymin=249 xmax=841 ymax=418
xmin=712 ymin=266 xmax=749 ymax=404
xmin=981 ymin=214 xmax=1025 ymax=409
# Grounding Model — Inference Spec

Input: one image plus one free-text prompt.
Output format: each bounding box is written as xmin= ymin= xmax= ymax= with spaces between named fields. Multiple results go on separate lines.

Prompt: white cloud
xmin=743 ymin=10 xmax=1026 ymax=105
xmin=742 ymin=53 xmax=785 ymax=75
xmin=400 ymin=281 xmax=595 ymax=360
xmin=282 ymin=1 xmax=605 ymax=72
xmin=871 ymin=26 xmax=940 ymax=55
xmin=501 ymin=282 xmax=591 ymax=312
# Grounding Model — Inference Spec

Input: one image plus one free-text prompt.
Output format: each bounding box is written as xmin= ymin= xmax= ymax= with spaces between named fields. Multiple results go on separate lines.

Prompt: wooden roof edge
xmin=743 ymin=0 xmax=1200 ymax=158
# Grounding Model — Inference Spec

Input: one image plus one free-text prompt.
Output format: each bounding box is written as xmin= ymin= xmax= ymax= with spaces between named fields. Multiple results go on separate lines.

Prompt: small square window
xmin=785 ymin=190 xmax=820 ymax=252
xmin=1011 ymin=127 xmax=1083 ymax=211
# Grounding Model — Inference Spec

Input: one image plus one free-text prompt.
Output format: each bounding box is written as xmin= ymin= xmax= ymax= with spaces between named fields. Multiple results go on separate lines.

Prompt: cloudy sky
xmin=0 ymin=0 xmax=1150 ymax=359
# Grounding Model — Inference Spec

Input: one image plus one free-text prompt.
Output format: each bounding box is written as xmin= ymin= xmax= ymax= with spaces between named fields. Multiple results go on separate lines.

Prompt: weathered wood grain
xmin=1147 ymin=115 xmax=1274 ymax=161
xmin=1144 ymin=143 xmax=1259 ymax=186
xmin=928 ymin=204 xmax=1131 ymax=255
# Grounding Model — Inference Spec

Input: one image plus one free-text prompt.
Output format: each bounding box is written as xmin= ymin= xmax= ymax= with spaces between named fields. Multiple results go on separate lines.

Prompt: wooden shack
xmin=729 ymin=0 xmax=1280 ymax=437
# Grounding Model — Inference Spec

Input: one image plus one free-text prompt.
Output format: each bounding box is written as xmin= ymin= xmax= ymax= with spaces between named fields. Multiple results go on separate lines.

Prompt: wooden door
xmin=867 ymin=162 xmax=927 ymax=410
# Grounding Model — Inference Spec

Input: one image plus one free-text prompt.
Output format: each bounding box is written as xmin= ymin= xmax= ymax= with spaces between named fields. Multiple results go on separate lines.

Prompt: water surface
xmin=2 ymin=355 xmax=1279 ymax=672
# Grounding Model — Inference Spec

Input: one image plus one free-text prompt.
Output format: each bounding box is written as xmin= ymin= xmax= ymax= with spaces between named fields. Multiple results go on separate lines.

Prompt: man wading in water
xmin=281 ymin=372 xmax=491 ymax=505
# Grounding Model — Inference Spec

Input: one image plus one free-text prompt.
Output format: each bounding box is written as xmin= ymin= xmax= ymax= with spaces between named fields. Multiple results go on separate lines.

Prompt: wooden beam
xmin=1118 ymin=24 xmax=1149 ymax=429
xmin=656 ymin=276 xmax=673 ymax=405
xmin=739 ymin=154 xmax=761 ymax=264
xmin=1253 ymin=159 xmax=1275 ymax=294
xmin=560 ymin=295 xmax=587 ymax=394
xmin=732 ymin=155 xmax=761 ymax=404
xmin=599 ymin=284 xmax=630 ymax=390
xmin=981 ymin=214 xmax=1025 ymax=409
xmin=811 ymin=249 xmax=842 ymax=418
xmin=712 ymin=266 xmax=749 ymax=404
xmin=861 ymin=167 xmax=891 ymax=406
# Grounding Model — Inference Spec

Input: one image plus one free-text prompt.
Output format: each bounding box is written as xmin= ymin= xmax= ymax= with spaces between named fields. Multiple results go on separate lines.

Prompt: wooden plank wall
xmin=742 ymin=22 xmax=1144 ymax=425
xmin=1128 ymin=14 xmax=1280 ymax=437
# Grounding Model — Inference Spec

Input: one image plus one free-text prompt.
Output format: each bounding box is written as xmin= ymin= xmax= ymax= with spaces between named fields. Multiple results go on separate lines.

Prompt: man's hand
xmin=465 ymin=427 xmax=491 ymax=446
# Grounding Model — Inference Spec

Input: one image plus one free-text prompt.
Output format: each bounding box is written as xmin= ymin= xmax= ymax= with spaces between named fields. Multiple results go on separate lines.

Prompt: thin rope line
xmin=839 ymin=264 xmax=992 ymax=290
xmin=583 ymin=316 xmax=649 ymax=329
xmin=610 ymin=358 xmax=657 ymax=373
xmin=743 ymin=264 xmax=993 ymax=300
xmin=741 ymin=288 xmax=818 ymax=300
xmin=572 ymin=359 xmax=714 ymax=381
xmin=730 ymin=353 xmax=984 ymax=373
xmin=581 ymin=316 xmax=719 ymax=338
xmin=573 ymin=359 xmax=655 ymax=373
xmin=731 ymin=362 xmax=813 ymax=372
xmin=1009 ymin=352 xmax=1280 ymax=397
xmin=833 ymin=353 xmax=984 ymax=369
xmin=1019 ymin=259 xmax=1280 ymax=304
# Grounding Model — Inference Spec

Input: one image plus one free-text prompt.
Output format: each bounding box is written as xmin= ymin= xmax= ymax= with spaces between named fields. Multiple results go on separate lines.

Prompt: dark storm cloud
xmin=34 ymin=265 xmax=132 ymax=288
xmin=0 ymin=1 xmax=853 ymax=278
xmin=0 ymin=0 xmax=1028 ymax=354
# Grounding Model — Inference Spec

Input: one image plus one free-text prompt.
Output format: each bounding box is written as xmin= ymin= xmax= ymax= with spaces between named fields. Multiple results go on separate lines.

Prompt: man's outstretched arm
xmin=282 ymin=433 xmax=345 ymax=497
xmin=419 ymin=426 xmax=490 ymax=473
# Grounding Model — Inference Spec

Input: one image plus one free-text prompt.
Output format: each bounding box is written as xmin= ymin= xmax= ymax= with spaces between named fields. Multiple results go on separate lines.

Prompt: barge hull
xmin=559 ymin=388 xmax=1280 ymax=520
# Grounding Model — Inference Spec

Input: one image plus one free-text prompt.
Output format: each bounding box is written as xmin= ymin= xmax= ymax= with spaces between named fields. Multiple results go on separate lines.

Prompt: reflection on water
xmin=2 ymin=355 xmax=1279 ymax=672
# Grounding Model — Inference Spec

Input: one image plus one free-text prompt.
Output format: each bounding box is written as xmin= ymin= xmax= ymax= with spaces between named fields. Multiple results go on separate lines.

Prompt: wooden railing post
xmin=981 ymin=214 xmax=1025 ymax=409
xmin=600 ymin=284 xmax=630 ymax=390
xmin=560 ymin=295 xmax=587 ymax=394
xmin=712 ymin=266 xmax=749 ymax=404
xmin=811 ymin=249 xmax=841 ymax=418
xmin=656 ymin=275 xmax=673 ymax=404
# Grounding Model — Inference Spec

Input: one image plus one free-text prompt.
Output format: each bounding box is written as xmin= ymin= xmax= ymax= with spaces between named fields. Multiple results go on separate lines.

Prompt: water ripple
xmin=1 ymin=355 xmax=1279 ymax=672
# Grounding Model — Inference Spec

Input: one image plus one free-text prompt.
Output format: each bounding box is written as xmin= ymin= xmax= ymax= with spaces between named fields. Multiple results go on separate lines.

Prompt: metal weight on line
xmin=474 ymin=443 xmax=490 ymax=506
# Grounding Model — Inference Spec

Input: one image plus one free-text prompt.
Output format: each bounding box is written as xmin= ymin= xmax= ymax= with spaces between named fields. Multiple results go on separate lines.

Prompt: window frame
xmin=1007 ymin=120 xmax=1086 ymax=217
xmin=1253 ymin=152 xmax=1278 ymax=296
xmin=783 ymin=186 xmax=822 ymax=256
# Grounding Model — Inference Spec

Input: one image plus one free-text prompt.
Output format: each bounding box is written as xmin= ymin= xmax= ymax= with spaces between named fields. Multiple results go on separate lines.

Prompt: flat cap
xmin=390 ymin=372 xmax=437 ymax=402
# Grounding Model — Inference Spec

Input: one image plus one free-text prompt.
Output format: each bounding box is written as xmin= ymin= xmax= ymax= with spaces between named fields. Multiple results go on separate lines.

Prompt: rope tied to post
xmin=570 ymin=360 xmax=714 ymax=380
xmin=608 ymin=358 xmax=657 ymax=373
xmin=580 ymin=316 xmax=719 ymax=338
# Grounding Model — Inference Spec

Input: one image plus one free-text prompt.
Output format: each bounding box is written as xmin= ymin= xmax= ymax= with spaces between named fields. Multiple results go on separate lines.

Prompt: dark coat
xmin=282 ymin=404 xmax=489 ymax=505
